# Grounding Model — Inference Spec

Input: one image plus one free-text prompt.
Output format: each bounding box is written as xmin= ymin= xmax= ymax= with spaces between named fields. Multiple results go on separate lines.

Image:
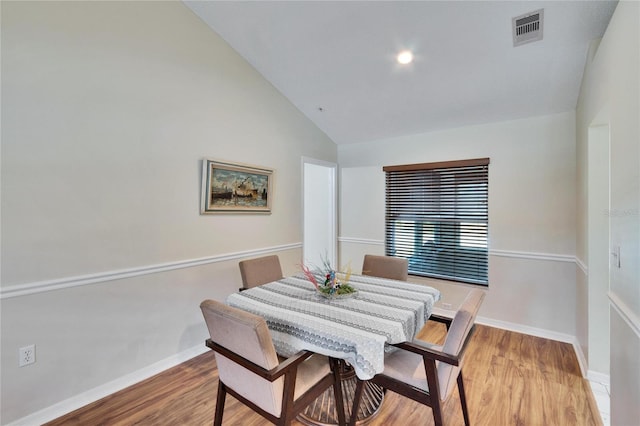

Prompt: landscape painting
xmin=201 ymin=159 xmax=273 ymax=214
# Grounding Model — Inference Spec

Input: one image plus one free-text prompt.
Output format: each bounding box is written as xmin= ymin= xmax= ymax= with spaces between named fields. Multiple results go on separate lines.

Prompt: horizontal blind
xmin=384 ymin=158 xmax=489 ymax=285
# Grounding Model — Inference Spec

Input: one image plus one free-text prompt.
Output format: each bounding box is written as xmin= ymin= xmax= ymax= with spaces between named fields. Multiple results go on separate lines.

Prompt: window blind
xmin=384 ymin=158 xmax=490 ymax=286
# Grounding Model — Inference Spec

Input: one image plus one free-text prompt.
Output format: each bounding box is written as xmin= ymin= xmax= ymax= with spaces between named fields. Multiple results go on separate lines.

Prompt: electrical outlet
xmin=441 ymin=302 xmax=453 ymax=309
xmin=19 ymin=344 xmax=36 ymax=367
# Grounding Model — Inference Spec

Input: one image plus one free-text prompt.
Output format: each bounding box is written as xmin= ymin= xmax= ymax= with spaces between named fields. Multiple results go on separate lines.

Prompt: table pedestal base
xmin=297 ymin=364 xmax=384 ymax=426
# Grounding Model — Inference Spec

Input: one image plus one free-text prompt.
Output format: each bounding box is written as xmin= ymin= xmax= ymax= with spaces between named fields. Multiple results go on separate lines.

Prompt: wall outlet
xmin=441 ymin=302 xmax=453 ymax=309
xmin=19 ymin=344 xmax=36 ymax=367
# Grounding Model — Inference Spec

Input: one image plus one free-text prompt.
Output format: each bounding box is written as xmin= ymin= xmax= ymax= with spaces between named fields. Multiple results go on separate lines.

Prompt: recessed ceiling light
xmin=397 ymin=50 xmax=413 ymax=65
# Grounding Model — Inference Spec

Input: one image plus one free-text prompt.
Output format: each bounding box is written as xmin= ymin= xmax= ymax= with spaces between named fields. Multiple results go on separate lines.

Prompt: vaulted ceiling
xmin=185 ymin=1 xmax=617 ymax=145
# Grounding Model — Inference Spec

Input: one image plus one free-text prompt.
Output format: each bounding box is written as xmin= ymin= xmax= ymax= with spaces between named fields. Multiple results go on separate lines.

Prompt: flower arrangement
xmin=301 ymin=257 xmax=357 ymax=297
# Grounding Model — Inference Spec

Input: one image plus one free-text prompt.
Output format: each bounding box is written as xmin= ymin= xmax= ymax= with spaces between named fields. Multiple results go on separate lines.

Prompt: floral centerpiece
xmin=301 ymin=257 xmax=357 ymax=298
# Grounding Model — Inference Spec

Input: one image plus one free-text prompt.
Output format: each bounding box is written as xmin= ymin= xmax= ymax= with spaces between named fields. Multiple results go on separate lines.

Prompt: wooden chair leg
xmin=214 ymin=380 xmax=227 ymax=426
xmin=457 ymin=373 xmax=470 ymax=426
xmin=330 ymin=358 xmax=347 ymax=425
xmin=423 ymin=357 xmax=444 ymax=426
xmin=348 ymin=379 xmax=365 ymax=426
xmin=432 ymin=400 xmax=445 ymax=426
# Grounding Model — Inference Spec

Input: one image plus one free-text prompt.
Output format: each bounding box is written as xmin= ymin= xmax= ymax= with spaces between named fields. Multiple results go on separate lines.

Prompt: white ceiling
xmin=185 ymin=1 xmax=617 ymax=145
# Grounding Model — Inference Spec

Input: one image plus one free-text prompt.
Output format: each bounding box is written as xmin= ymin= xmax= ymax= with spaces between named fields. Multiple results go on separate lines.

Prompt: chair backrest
xmin=200 ymin=299 xmax=284 ymax=416
xmin=437 ymin=289 xmax=485 ymax=400
xmin=239 ymin=255 xmax=283 ymax=289
xmin=362 ymin=254 xmax=408 ymax=281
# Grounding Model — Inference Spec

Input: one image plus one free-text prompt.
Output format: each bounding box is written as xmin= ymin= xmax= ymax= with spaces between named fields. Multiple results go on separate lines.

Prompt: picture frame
xmin=201 ymin=159 xmax=273 ymax=214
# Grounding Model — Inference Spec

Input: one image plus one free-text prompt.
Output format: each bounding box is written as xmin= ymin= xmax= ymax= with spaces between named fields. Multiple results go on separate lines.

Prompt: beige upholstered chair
xmin=239 ymin=255 xmax=283 ymax=290
xmin=200 ymin=299 xmax=346 ymax=426
xmin=349 ymin=289 xmax=485 ymax=426
xmin=361 ymin=254 xmax=408 ymax=281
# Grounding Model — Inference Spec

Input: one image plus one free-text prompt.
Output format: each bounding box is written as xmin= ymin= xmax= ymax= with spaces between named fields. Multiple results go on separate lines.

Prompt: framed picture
xmin=201 ymin=159 xmax=273 ymax=214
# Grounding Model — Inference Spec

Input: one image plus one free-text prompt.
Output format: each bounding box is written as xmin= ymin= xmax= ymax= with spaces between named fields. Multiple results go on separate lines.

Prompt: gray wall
xmin=339 ymin=112 xmax=578 ymax=337
xmin=2 ymin=0 xmax=638 ymax=424
xmin=576 ymin=1 xmax=640 ymax=423
xmin=0 ymin=1 xmax=336 ymax=423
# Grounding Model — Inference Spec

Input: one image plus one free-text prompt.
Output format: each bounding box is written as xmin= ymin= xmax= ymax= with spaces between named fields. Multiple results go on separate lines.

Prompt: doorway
xmin=587 ymin=123 xmax=611 ymax=377
xmin=302 ymin=158 xmax=337 ymax=269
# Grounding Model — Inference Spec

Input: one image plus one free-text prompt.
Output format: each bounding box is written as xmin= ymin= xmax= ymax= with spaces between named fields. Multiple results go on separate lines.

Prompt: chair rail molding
xmin=609 ymin=291 xmax=640 ymax=338
xmin=575 ymin=257 xmax=589 ymax=275
xmin=489 ymin=249 xmax=575 ymax=263
xmin=338 ymin=236 xmax=384 ymax=246
xmin=339 ymin=237 xmax=577 ymax=264
xmin=0 ymin=243 xmax=301 ymax=299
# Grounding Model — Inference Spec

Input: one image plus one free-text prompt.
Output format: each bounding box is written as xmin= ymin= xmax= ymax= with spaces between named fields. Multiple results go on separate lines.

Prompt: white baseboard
xmin=476 ymin=316 xmax=590 ymax=378
xmin=476 ymin=316 xmax=577 ymax=344
xmin=8 ymin=314 xmax=605 ymax=425
xmin=482 ymin=316 xmax=609 ymax=384
xmin=573 ymin=342 xmax=590 ymax=379
xmin=6 ymin=344 xmax=209 ymax=426
xmin=587 ymin=370 xmax=611 ymax=386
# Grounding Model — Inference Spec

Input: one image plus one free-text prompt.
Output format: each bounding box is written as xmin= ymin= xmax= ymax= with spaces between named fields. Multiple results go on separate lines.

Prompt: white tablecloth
xmin=226 ymin=273 xmax=441 ymax=380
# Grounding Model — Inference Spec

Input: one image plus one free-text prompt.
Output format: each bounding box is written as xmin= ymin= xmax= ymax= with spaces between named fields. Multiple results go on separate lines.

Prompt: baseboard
xmin=476 ymin=316 xmax=589 ymax=377
xmin=6 ymin=344 xmax=209 ymax=426
xmin=476 ymin=316 xmax=577 ymax=344
xmin=9 ymin=316 xmax=598 ymax=425
xmin=587 ymin=370 xmax=611 ymax=386
xmin=573 ymin=341 xmax=589 ymax=379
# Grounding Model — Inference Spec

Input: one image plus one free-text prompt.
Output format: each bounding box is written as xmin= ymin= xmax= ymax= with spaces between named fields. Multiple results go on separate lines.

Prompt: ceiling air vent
xmin=512 ymin=9 xmax=544 ymax=47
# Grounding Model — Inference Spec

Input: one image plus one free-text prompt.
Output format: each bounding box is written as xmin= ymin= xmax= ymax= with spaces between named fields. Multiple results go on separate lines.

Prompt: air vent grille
xmin=513 ymin=9 xmax=544 ymax=47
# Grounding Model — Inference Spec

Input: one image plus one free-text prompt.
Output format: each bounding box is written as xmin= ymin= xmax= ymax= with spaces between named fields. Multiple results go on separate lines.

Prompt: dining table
xmin=226 ymin=272 xmax=441 ymax=425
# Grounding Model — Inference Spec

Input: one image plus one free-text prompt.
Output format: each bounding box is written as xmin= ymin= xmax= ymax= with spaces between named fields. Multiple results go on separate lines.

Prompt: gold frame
xmin=201 ymin=159 xmax=273 ymax=214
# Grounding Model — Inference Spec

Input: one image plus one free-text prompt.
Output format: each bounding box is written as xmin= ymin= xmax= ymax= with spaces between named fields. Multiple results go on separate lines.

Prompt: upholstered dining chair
xmin=348 ymin=289 xmax=485 ymax=426
xmin=200 ymin=299 xmax=346 ymax=426
xmin=361 ymin=254 xmax=408 ymax=281
xmin=239 ymin=254 xmax=283 ymax=290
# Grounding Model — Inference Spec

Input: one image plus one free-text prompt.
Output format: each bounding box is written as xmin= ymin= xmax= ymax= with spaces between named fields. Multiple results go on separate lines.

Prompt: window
xmin=384 ymin=158 xmax=489 ymax=286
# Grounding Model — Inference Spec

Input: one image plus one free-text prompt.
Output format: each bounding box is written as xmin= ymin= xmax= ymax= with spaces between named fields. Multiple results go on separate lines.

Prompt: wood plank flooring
xmin=45 ymin=323 xmax=602 ymax=426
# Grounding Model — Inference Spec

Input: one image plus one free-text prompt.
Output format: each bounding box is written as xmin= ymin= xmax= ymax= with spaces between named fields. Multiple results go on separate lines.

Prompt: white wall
xmin=576 ymin=1 xmax=639 ymax=423
xmin=0 ymin=1 xmax=336 ymax=424
xmin=339 ymin=112 xmax=577 ymax=336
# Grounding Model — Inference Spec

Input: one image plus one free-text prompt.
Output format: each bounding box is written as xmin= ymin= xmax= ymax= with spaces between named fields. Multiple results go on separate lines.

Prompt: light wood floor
xmin=45 ymin=323 xmax=602 ymax=425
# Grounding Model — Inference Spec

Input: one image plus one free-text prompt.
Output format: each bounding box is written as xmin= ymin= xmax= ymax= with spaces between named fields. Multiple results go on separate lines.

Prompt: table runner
xmin=226 ymin=273 xmax=440 ymax=380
